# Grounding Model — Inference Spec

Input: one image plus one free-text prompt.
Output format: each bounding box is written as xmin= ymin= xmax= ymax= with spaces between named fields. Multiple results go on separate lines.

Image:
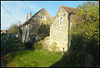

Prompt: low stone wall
xmin=41 ymin=36 xmax=66 ymax=52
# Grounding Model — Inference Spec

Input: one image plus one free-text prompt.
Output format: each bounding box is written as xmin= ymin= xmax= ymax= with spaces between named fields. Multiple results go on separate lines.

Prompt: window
xmin=41 ymin=16 xmax=45 ymax=20
xmin=59 ymin=17 xmax=63 ymax=26
xmin=52 ymin=24 xmax=53 ymax=27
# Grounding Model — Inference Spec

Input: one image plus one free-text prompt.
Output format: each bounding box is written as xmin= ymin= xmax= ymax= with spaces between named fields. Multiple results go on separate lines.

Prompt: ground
xmin=1 ymin=35 xmax=65 ymax=67
xmin=3 ymin=49 xmax=63 ymax=67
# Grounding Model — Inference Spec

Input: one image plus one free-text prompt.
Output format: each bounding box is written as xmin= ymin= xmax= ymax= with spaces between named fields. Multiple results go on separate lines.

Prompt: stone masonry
xmin=42 ymin=6 xmax=75 ymax=52
xmin=18 ymin=8 xmax=53 ymax=43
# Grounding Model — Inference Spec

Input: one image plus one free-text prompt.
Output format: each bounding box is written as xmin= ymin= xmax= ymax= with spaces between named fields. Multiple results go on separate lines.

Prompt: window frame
xmin=41 ymin=16 xmax=45 ymax=20
xmin=59 ymin=17 xmax=63 ymax=26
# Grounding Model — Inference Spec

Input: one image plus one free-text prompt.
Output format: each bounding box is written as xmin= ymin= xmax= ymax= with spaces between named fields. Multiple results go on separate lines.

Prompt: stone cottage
xmin=42 ymin=5 xmax=75 ymax=52
xmin=18 ymin=8 xmax=53 ymax=43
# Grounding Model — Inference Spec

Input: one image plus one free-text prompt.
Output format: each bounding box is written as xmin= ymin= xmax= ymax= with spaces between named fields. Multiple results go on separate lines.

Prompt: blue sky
xmin=1 ymin=1 xmax=90 ymax=30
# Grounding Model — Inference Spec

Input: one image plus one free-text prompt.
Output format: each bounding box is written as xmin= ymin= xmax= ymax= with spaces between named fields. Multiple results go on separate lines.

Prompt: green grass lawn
xmin=3 ymin=49 xmax=63 ymax=67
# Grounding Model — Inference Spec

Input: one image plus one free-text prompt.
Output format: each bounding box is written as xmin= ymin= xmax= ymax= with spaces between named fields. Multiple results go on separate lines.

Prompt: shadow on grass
xmin=50 ymin=58 xmax=68 ymax=67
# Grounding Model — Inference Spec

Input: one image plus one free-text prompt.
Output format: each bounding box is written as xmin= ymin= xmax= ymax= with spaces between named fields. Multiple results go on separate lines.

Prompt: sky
xmin=1 ymin=1 xmax=90 ymax=30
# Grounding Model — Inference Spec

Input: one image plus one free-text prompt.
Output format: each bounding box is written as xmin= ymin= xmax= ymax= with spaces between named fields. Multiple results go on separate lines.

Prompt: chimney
xmin=30 ymin=12 xmax=32 ymax=18
xmin=26 ymin=14 xmax=28 ymax=21
xmin=19 ymin=21 xmax=21 ymax=25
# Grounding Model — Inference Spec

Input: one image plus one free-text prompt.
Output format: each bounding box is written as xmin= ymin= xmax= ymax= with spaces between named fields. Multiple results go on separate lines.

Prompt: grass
xmin=1 ymin=35 xmax=65 ymax=67
xmin=3 ymin=49 xmax=63 ymax=67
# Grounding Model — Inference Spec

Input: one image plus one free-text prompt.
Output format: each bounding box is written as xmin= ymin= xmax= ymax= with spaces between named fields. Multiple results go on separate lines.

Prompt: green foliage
xmin=34 ymin=42 xmax=43 ymax=50
xmin=71 ymin=1 xmax=99 ymax=46
xmin=65 ymin=1 xmax=99 ymax=67
xmin=7 ymin=24 xmax=19 ymax=35
xmin=73 ymin=1 xmax=99 ymax=45
xmin=30 ymin=22 xmax=50 ymax=41
xmin=37 ymin=24 xmax=50 ymax=40
xmin=1 ymin=41 xmax=17 ymax=52
xmin=51 ymin=42 xmax=60 ymax=52
xmin=25 ymin=42 xmax=33 ymax=49
xmin=1 ymin=37 xmax=25 ymax=56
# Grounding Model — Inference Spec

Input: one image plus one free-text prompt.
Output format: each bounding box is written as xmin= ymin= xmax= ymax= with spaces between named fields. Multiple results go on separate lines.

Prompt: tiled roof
xmin=61 ymin=5 xmax=76 ymax=21
xmin=61 ymin=5 xmax=76 ymax=14
xmin=52 ymin=17 xmax=55 ymax=20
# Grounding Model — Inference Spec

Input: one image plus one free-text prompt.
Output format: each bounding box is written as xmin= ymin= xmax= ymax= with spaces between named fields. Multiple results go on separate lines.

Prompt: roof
xmin=52 ymin=17 xmax=55 ymax=20
xmin=19 ymin=8 xmax=46 ymax=28
xmin=61 ymin=5 xmax=76 ymax=14
xmin=53 ymin=5 xmax=76 ymax=22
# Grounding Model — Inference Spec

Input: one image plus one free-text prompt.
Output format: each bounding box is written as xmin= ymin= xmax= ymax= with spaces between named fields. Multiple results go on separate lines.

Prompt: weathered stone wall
xmin=22 ymin=25 xmax=25 ymax=43
xmin=19 ymin=8 xmax=53 ymax=43
xmin=50 ymin=6 xmax=69 ymax=52
xmin=25 ymin=24 xmax=28 ymax=42
xmin=19 ymin=7 xmax=74 ymax=52
xmin=42 ymin=6 xmax=74 ymax=52
xmin=21 ymin=23 xmax=30 ymax=43
xmin=27 ymin=24 xmax=30 ymax=41
xmin=28 ymin=8 xmax=53 ymax=41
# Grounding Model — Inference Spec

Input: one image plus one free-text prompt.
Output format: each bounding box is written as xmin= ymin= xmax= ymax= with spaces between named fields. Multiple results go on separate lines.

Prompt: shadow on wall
xmin=50 ymin=34 xmax=99 ymax=67
xmin=19 ymin=29 xmax=22 ymax=41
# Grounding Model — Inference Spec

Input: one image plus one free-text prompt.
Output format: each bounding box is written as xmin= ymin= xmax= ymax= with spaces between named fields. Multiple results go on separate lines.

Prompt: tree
xmin=7 ymin=24 xmax=19 ymax=35
xmin=30 ymin=21 xmax=50 ymax=42
xmin=37 ymin=24 xmax=50 ymax=40
xmin=71 ymin=1 xmax=99 ymax=45
xmin=64 ymin=1 xmax=99 ymax=66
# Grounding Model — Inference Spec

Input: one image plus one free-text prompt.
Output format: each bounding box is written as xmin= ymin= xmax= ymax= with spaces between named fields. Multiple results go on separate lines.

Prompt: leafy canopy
xmin=7 ymin=24 xmax=19 ymax=35
xmin=71 ymin=1 xmax=99 ymax=45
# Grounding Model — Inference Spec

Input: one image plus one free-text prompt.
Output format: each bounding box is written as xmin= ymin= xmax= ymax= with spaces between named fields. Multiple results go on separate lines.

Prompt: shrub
xmin=55 ymin=51 xmax=63 ymax=55
xmin=25 ymin=42 xmax=32 ymax=49
xmin=43 ymin=44 xmax=48 ymax=50
xmin=34 ymin=42 xmax=43 ymax=50
xmin=50 ymin=42 xmax=60 ymax=52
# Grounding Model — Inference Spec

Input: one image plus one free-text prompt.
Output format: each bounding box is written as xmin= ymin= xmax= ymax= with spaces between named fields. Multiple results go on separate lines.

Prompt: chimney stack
xmin=26 ymin=14 xmax=28 ymax=21
xmin=19 ymin=21 xmax=21 ymax=25
xmin=30 ymin=12 xmax=32 ymax=18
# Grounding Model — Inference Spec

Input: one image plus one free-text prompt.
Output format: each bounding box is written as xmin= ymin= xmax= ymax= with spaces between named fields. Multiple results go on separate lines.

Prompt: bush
xmin=63 ymin=33 xmax=99 ymax=67
xmin=65 ymin=2 xmax=99 ymax=67
xmin=1 ymin=39 xmax=19 ymax=56
xmin=34 ymin=42 xmax=43 ymax=50
xmin=25 ymin=42 xmax=32 ymax=49
xmin=55 ymin=51 xmax=63 ymax=55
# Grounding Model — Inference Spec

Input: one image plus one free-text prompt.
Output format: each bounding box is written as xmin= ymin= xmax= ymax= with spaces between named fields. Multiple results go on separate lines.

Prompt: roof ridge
xmin=19 ymin=8 xmax=45 ymax=28
xmin=61 ymin=5 xmax=76 ymax=14
xmin=19 ymin=8 xmax=48 ymax=28
xmin=61 ymin=5 xmax=75 ymax=9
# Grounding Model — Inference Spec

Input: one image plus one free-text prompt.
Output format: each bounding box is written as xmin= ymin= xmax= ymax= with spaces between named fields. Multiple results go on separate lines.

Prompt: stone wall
xmin=42 ymin=6 xmax=74 ymax=52
xmin=22 ymin=25 xmax=25 ymax=43
xmin=29 ymin=8 xmax=52 ymax=41
xmin=50 ymin=6 xmax=69 ymax=52
xmin=19 ymin=8 xmax=53 ymax=43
